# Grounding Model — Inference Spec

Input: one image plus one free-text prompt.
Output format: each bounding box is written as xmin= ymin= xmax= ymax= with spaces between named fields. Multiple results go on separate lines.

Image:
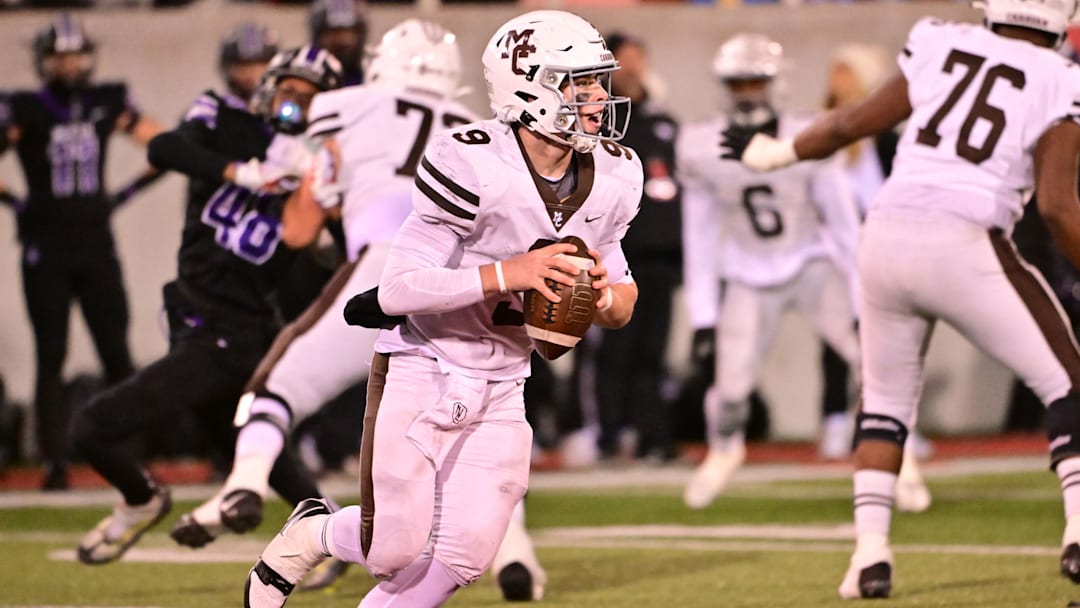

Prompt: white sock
xmin=853 ymin=469 xmax=897 ymax=544
xmin=1059 ymin=457 xmax=1080 ymax=544
xmin=325 ymin=505 xmax=368 ymax=567
xmin=223 ymin=421 xmax=283 ymax=498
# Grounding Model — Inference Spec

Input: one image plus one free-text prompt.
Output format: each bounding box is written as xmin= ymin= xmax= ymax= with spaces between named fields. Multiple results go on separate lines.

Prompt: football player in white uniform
xmin=243 ymin=10 xmax=641 ymax=608
xmin=169 ymin=16 xmax=473 ymax=566
xmin=724 ymin=0 xmax=1080 ymax=598
xmin=679 ymin=33 xmax=863 ymax=510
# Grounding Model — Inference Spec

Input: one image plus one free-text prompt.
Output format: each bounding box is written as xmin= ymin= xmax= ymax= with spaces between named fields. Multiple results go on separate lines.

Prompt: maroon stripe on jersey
xmin=242 ymin=256 xmax=360 ymax=393
xmin=990 ymin=229 xmax=1080 ymax=391
xmin=415 ymin=175 xmax=476 ymax=220
xmin=360 ymin=352 xmax=390 ymax=559
xmin=421 ymin=156 xmax=479 ymax=206
xmin=512 ymin=126 xmax=595 ymax=230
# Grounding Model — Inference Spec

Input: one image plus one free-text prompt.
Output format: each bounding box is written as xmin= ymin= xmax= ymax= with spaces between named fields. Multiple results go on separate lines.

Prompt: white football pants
xmin=358 ymin=352 xmax=532 ymax=583
xmin=705 ymin=257 xmax=860 ymax=442
xmin=259 ymin=242 xmax=387 ymax=425
xmin=858 ymin=209 xmax=1080 ymax=427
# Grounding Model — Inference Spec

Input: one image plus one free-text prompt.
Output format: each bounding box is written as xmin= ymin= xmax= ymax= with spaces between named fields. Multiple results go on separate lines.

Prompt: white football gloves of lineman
xmin=309 ymin=145 xmax=343 ymax=209
xmin=720 ymin=127 xmax=798 ymax=172
xmin=231 ymin=134 xmax=314 ymax=192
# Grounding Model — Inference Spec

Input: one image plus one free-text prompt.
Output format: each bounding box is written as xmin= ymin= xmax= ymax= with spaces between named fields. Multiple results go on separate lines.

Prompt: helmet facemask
xmin=723 ymin=77 xmax=777 ymax=130
xmin=544 ymin=66 xmax=630 ymax=153
xmin=251 ymin=47 xmax=343 ymax=134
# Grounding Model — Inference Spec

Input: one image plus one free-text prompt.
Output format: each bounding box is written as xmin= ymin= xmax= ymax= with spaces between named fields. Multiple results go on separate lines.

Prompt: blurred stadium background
xmin=0 ymin=0 xmax=1015 ymax=456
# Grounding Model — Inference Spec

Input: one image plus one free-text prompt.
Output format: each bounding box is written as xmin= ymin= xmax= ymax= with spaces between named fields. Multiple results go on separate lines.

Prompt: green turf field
xmin=1 ymin=468 xmax=1077 ymax=607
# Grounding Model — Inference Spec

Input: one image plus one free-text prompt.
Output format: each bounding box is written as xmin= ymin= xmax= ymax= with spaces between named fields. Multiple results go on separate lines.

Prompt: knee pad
xmin=852 ymin=412 xmax=908 ymax=450
xmin=233 ymin=390 xmax=293 ymax=432
xmin=1048 ymin=393 xmax=1080 ymax=470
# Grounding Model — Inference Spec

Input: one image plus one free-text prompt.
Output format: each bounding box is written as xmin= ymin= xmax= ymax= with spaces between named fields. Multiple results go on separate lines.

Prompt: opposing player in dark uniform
xmin=308 ymin=0 xmax=368 ymax=86
xmin=70 ymin=46 xmax=343 ymax=566
xmin=0 ymin=14 xmax=163 ymax=491
xmin=218 ymin=22 xmax=280 ymax=107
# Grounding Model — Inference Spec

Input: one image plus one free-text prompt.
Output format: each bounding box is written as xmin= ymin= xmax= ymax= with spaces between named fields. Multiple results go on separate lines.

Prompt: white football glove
xmin=264 ymin=134 xmax=315 ymax=176
xmin=309 ymin=145 xmax=342 ymax=209
xmin=232 ymin=158 xmax=288 ymax=192
xmin=741 ymin=134 xmax=798 ymax=172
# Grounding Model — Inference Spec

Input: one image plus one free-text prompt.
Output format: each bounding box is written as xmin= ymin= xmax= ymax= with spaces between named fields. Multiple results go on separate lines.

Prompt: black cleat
xmin=170 ymin=513 xmax=219 ymax=548
xmin=1062 ymin=543 xmax=1080 ymax=583
xmin=498 ymin=561 xmax=534 ymax=602
xmin=858 ymin=562 xmax=892 ymax=599
xmin=221 ymin=489 xmax=263 ymax=534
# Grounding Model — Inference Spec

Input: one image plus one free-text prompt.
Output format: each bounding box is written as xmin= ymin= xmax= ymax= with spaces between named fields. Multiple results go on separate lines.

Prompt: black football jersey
xmin=157 ymin=90 xmax=297 ymax=320
xmin=1 ymin=83 xmax=132 ymax=240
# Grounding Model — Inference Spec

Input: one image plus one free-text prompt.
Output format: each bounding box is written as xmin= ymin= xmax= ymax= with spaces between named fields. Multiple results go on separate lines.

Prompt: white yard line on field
xmin=34 ymin=522 xmax=1060 ymax=565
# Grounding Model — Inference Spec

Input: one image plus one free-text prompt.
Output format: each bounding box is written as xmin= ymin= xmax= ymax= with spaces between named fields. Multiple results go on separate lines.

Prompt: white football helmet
xmin=714 ymin=34 xmax=783 ymax=129
xmin=482 ymin=10 xmax=629 ymax=153
xmin=365 ymin=19 xmax=462 ymax=99
xmin=973 ymin=0 xmax=1079 ymax=46
xmin=713 ymin=33 xmax=783 ymax=82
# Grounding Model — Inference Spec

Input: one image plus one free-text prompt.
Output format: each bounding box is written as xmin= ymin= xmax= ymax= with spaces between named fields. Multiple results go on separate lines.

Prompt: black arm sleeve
xmin=147 ymin=121 xmax=231 ymax=182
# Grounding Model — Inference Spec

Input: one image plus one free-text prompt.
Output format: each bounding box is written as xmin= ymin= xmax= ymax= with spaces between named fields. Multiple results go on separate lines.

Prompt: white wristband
xmin=495 ymin=261 xmax=509 ymax=295
xmin=599 ymin=287 xmax=614 ymax=312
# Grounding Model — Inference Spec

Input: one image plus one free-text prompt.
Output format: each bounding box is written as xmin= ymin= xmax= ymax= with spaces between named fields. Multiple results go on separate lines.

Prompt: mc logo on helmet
xmin=500 ymin=29 xmax=536 ymax=75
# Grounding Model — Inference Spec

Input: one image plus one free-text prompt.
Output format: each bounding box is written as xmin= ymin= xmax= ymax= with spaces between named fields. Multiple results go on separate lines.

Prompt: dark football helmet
xmin=219 ymin=23 xmax=280 ymax=102
xmin=308 ymin=0 xmax=368 ymax=74
xmin=33 ymin=14 xmax=96 ymax=89
xmin=251 ymin=46 xmax=343 ymax=135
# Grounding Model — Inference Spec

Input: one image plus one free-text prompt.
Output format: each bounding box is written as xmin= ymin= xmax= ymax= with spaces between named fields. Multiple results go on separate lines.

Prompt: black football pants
xmin=69 ymin=311 xmax=320 ymax=506
xmin=21 ymin=243 xmax=133 ymax=468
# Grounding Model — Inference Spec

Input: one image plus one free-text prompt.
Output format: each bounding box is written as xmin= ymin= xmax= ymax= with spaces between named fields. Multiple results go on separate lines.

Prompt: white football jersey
xmin=678 ymin=112 xmax=859 ymax=328
xmin=306 ymin=86 xmax=477 ymax=260
xmin=376 ymin=119 xmax=643 ymax=380
xmin=879 ymin=17 xmax=1080 ymax=229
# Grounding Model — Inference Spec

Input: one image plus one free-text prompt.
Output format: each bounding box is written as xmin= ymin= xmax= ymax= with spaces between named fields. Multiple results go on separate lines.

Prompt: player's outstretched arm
xmin=792 ymin=74 xmax=912 ymax=161
xmin=1035 ymin=120 xmax=1080 ymax=271
xmin=725 ymin=74 xmax=912 ymax=172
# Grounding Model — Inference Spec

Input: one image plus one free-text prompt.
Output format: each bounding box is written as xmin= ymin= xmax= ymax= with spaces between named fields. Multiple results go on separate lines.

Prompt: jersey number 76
xmin=915 ymin=49 xmax=1025 ymax=165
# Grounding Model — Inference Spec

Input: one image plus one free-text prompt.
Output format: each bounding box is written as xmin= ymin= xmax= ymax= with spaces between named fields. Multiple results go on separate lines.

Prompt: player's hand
xmin=265 ymin=133 xmax=314 ymax=175
xmin=587 ymin=248 xmax=614 ymax=309
xmin=723 ymin=129 xmax=798 ymax=172
xmin=720 ymin=126 xmax=756 ymax=161
xmin=691 ymin=327 xmax=716 ymax=381
xmin=308 ymin=145 xmax=342 ymax=209
xmin=501 ymin=242 xmax=581 ymax=302
xmin=231 ymin=158 xmax=291 ymax=192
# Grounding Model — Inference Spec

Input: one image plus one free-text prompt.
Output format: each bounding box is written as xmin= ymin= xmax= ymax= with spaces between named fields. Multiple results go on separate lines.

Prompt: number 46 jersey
xmin=677 ymin=112 xmax=860 ymax=328
xmin=879 ymin=17 xmax=1080 ymax=230
xmin=305 ymin=86 xmax=477 ymax=260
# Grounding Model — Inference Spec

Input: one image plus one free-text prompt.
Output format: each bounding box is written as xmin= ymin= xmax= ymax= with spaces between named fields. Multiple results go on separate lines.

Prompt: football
xmin=523 ymin=235 xmax=599 ymax=360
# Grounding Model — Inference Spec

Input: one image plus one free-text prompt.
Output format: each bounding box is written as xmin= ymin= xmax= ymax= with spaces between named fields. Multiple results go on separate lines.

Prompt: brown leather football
xmin=523 ymin=235 xmax=599 ymax=360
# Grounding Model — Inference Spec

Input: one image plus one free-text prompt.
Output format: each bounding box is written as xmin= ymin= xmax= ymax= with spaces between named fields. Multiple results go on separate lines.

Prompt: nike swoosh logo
xmin=585 ymin=215 xmax=604 ymax=223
